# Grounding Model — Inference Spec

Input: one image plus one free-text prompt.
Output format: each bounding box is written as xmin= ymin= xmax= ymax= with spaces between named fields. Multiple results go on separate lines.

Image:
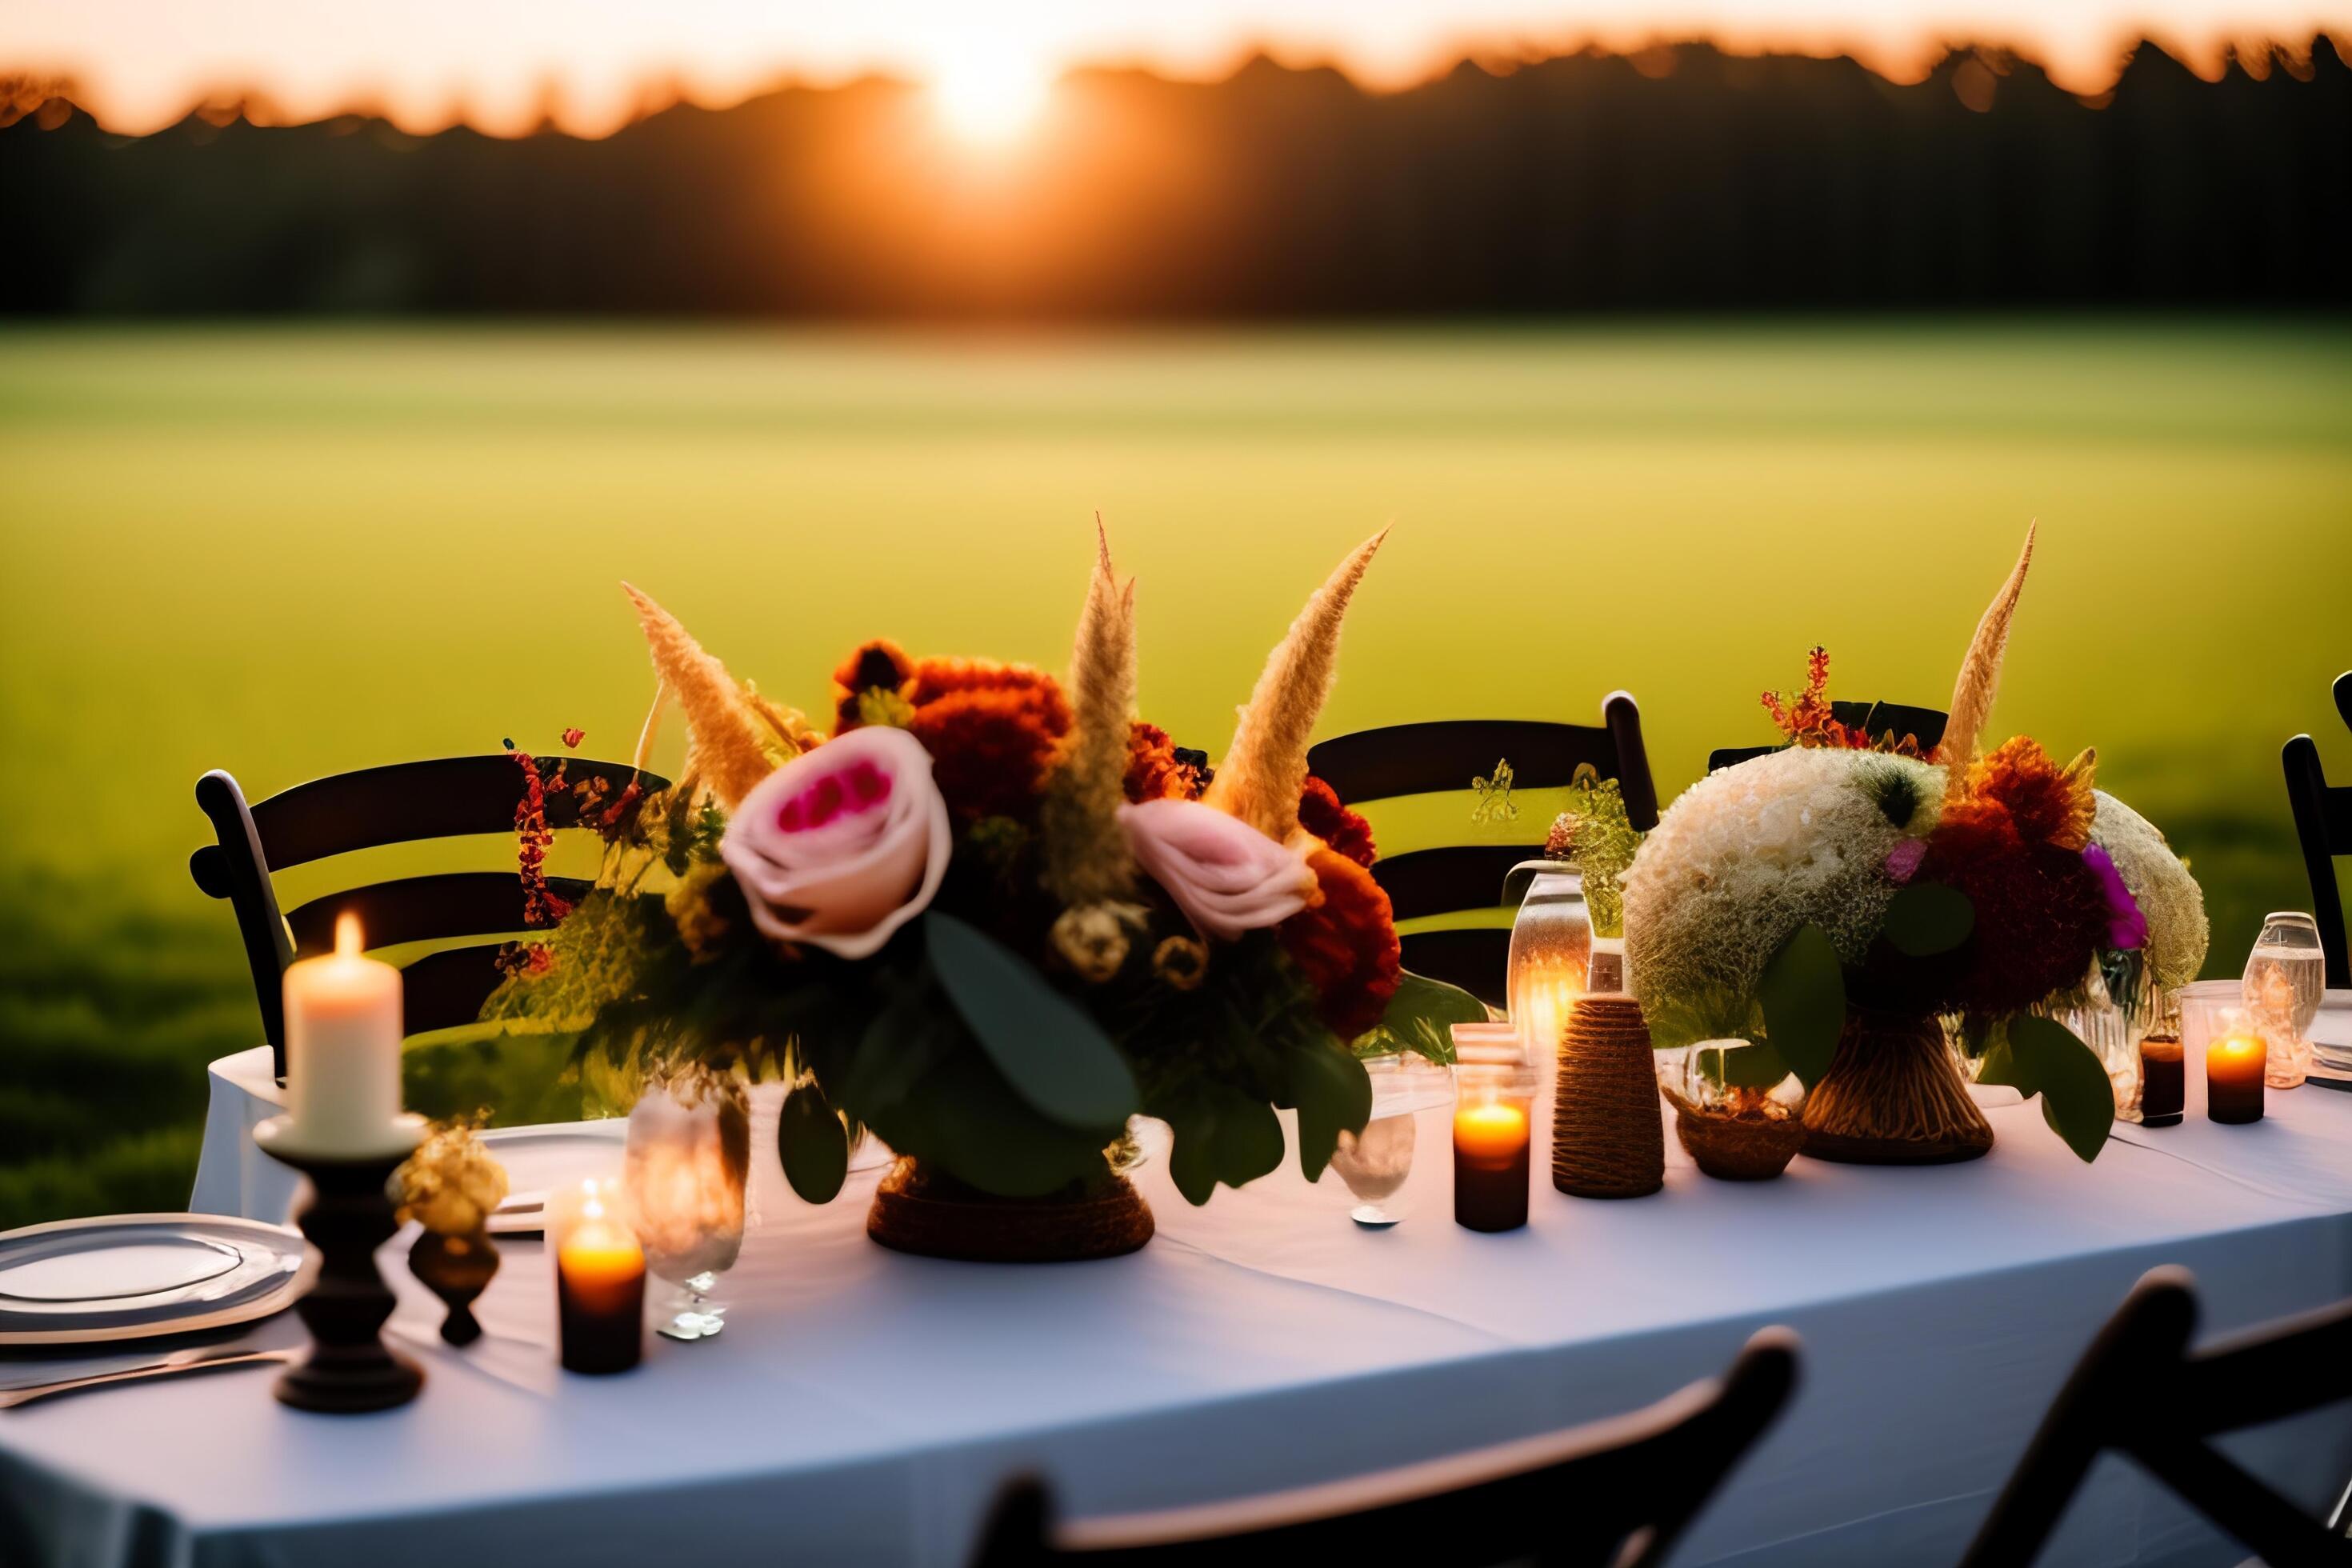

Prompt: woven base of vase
xmin=1664 ymin=1090 xmax=1805 ymax=1181
xmin=1553 ymin=994 xmax=1665 ymax=1198
xmin=866 ymin=1158 xmax=1153 ymax=1262
xmin=1801 ymin=1008 xmax=1994 ymax=1166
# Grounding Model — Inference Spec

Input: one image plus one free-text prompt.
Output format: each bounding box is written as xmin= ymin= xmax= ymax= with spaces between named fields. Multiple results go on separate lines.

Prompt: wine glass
xmin=2243 ymin=912 xmax=2323 ymax=1090
xmin=1328 ymin=1053 xmax=1454 ymax=1226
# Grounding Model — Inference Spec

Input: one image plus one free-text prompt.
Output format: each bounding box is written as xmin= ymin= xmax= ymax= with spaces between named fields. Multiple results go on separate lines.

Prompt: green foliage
xmin=480 ymin=888 xmax=665 ymax=1031
xmin=1758 ymin=924 xmax=1846 ymax=1087
xmin=1976 ymin=1014 xmax=2114 ymax=1162
xmin=1642 ymin=982 xmax=1762 ymax=1054
xmin=1164 ymin=1084 xmax=1288 ymax=1206
xmin=1559 ymin=765 xmax=1644 ymax=938
xmin=1285 ymin=1043 xmax=1374 ymax=1182
xmin=1352 ymin=970 xmax=1485 ymax=1064
xmin=924 ymin=911 xmax=1140 ymax=1132
xmin=778 ymin=1082 xmax=849 ymax=1203
xmin=1882 ymin=883 xmax=1974 ymax=957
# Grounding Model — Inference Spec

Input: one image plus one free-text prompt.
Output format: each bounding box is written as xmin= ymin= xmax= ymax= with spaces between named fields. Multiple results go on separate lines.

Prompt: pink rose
xmin=721 ymin=726 xmax=951 ymax=959
xmin=1118 ymin=799 xmax=1316 ymax=942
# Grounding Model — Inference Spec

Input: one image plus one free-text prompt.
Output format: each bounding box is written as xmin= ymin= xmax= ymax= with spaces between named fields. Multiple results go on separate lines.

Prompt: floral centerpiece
xmin=481 ymin=529 xmax=1477 ymax=1260
xmin=1623 ymin=526 xmax=2207 ymax=1163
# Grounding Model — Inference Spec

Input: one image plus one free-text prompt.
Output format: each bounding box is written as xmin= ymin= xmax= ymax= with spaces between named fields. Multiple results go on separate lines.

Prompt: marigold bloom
xmin=1124 ymin=721 xmax=1208 ymax=802
xmin=831 ymin=639 xmax=916 ymax=732
xmin=1297 ymin=776 xmax=1377 ymax=868
xmin=1280 ymin=846 xmax=1402 ymax=1040
xmin=1917 ymin=798 xmax=2110 ymax=1015
xmin=1966 ymin=736 xmax=2096 ymax=851
xmin=900 ymin=660 xmax=1071 ymax=823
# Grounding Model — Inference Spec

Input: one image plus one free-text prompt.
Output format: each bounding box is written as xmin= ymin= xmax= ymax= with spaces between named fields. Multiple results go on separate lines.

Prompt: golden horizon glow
xmin=3 ymin=2 xmax=2346 ymax=138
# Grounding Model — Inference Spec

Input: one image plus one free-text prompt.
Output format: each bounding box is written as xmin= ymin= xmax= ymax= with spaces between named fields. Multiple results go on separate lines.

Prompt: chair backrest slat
xmin=1961 ymin=1266 xmax=2352 ymax=1568
xmin=971 ymin=1329 xmax=1798 ymax=1568
xmin=190 ymin=757 xmax=665 ymax=1075
xmin=1373 ymin=845 xmax=1546 ymax=922
xmin=2282 ymin=674 xmax=2352 ymax=991
xmin=284 ymin=873 xmax=598 ymax=958
xmin=1397 ymin=929 xmax=1512 ymax=1009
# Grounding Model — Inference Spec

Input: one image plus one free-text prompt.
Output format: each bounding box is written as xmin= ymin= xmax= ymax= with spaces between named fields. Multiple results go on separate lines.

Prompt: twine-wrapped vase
xmin=1552 ymin=994 xmax=1665 ymax=1198
xmin=1800 ymin=1006 xmax=1994 ymax=1165
xmin=867 ymin=1157 xmax=1153 ymax=1262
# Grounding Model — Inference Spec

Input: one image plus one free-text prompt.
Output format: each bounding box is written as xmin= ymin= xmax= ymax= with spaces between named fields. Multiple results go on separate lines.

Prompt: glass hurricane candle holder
xmin=549 ymin=1177 xmax=646 ymax=1374
xmin=1453 ymin=1059 xmax=1540 ymax=1232
xmin=625 ymin=1066 xmax=751 ymax=1342
xmin=2243 ymin=912 xmax=2323 ymax=1090
xmin=1507 ymin=862 xmax=1590 ymax=1061
xmin=2206 ymin=1009 xmax=2268 ymax=1126
xmin=1327 ymin=1052 xmax=1454 ymax=1227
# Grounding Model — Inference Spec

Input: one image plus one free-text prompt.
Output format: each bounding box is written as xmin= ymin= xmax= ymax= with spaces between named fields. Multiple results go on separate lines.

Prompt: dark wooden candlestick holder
xmin=254 ymin=1118 xmax=425 ymax=1414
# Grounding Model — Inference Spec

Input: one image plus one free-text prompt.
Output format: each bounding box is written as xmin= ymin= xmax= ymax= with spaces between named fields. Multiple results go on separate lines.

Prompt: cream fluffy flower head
xmin=2089 ymin=790 xmax=2208 ymax=988
xmin=1624 ymin=747 xmax=1942 ymax=1046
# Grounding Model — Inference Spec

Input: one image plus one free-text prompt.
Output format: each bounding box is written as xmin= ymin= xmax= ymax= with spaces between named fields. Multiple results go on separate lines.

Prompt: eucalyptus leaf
xmin=1759 ymin=924 xmax=1846 ymax=1088
xmin=1351 ymin=970 xmax=1486 ymax=1064
xmin=1208 ymin=1094 xmax=1286 ymax=1193
xmin=1162 ymin=1095 xmax=1222 ymax=1206
xmin=778 ymin=1082 xmax=849 ymax=1204
xmin=1694 ymin=1039 xmax=1794 ymax=1091
xmin=1290 ymin=1046 xmax=1374 ymax=1182
xmin=924 ymin=911 xmax=1138 ymax=1132
xmin=2010 ymin=1014 xmax=2114 ymax=1163
xmin=1883 ymin=883 xmax=1974 ymax=958
xmin=867 ymin=1048 xmax=1109 ymax=1197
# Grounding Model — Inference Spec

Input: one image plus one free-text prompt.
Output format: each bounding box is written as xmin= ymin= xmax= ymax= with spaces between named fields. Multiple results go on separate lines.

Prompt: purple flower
xmin=1883 ymin=838 xmax=1926 ymax=884
xmin=2082 ymin=842 xmax=2147 ymax=951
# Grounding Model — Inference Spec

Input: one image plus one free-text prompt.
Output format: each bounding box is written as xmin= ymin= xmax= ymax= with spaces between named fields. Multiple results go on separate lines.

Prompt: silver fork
xmin=0 ymin=1346 xmax=298 ymax=1410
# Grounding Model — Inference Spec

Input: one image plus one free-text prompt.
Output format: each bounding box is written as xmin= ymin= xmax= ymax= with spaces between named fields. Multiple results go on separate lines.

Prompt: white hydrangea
xmin=2089 ymin=790 xmax=2208 ymax=989
xmin=1626 ymin=747 xmax=1942 ymax=1044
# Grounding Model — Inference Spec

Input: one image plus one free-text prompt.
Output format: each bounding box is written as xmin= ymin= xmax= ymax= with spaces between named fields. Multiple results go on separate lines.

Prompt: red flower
xmin=1297 ymin=776 xmax=1377 ymax=868
xmin=560 ymin=726 xmax=586 ymax=750
xmin=1917 ymin=796 xmax=2109 ymax=1016
xmin=1966 ymin=737 xmax=2095 ymax=852
xmin=901 ymin=658 xmax=1071 ymax=823
xmin=1280 ymin=847 xmax=1402 ymax=1040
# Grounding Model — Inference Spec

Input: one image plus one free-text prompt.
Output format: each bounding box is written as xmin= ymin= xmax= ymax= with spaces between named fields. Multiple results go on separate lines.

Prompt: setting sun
xmin=929 ymin=48 xmax=1053 ymax=146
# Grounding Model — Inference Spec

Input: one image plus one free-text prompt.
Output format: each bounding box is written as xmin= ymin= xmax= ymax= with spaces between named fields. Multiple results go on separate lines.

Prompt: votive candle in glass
xmin=552 ymin=1177 xmax=646 ymax=1374
xmin=1454 ymin=1061 xmax=1539 ymax=1232
xmin=2206 ymin=1021 xmax=2267 ymax=1126
xmin=2137 ymin=1034 xmax=2185 ymax=1128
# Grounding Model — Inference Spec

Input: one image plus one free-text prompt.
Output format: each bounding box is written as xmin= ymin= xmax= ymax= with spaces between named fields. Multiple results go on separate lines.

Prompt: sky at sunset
xmin=6 ymin=0 xmax=2348 ymax=136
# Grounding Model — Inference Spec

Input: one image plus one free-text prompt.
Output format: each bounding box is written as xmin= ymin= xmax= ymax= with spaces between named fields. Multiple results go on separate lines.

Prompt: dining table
xmin=5 ymin=1038 xmax=2351 ymax=1568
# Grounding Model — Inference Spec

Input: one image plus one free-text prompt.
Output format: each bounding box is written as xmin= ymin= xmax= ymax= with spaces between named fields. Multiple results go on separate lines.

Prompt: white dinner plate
xmin=482 ymin=1121 xmax=628 ymax=1235
xmin=0 ymin=1215 xmax=314 ymax=1347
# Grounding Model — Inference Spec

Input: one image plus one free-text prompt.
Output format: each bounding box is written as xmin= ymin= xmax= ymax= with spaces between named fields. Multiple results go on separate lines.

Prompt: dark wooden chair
xmin=2282 ymin=670 xmax=2352 ymax=991
xmin=1707 ymin=700 xmax=1947 ymax=774
xmin=190 ymin=756 xmax=666 ymax=1077
xmin=1960 ymin=1267 xmax=2352 ymax=1568
xmin=970 ymin=1328 xmax=1797 ymax=1568
xmin=1305 ymin=696 xmax=1660 ymax=1009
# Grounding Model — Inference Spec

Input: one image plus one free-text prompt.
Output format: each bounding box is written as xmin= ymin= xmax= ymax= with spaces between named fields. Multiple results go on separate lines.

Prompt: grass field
xmin=2 ymin=319 xmax=2349 ymax=1228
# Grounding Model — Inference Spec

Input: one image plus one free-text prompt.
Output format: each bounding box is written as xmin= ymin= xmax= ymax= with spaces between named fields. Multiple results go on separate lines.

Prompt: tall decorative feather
xmin=1939 ymin=521 xmax=2036 ymax=802
xmin=1042 ymin=521 xmax=1139 ymax=904
xmin=1204 ymin=530 xmax=1387 ymax=840
xmin=622 ymin=584 xmax=776 ymax=810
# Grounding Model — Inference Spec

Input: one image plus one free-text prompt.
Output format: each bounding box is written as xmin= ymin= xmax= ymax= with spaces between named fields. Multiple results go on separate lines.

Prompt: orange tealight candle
xmin=1454 ymin=1070 xmax=1537 ymax=1233
xmin=2206 ymin=1030 xmax=2266 ymax=1126
xmin=555 ymin=1180 xmax=646 ymax=1374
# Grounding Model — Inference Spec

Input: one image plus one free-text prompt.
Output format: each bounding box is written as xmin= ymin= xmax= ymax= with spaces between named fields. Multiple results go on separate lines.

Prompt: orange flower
xmin=900 ymin=658 xmax=1071 ymax=823
xmin=831 ymin=640 xmax=916 ymax=732
xmin=1280 ymin=846 xmax=1402 ymax=1040
xmin=1297 ymin=776 xmax=1376 ymax=868
xmin=1124 ymin=721 xmax=1208 ymax=802
xmin=1965 ymin=737 xmax=2095 ymax=851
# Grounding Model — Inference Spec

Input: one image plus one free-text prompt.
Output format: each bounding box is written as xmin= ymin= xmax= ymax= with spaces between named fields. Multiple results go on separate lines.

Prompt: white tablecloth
xmin=6 ymin=1048 xmax=2351 ymax=1568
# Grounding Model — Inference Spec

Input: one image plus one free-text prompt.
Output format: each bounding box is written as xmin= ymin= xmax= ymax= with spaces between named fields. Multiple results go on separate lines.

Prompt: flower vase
xmin=408 ymin=1228 xmax=499 ymax=1346
xmin=1801 ymin=1006 xmax=1994 ymax=1165
xmin=866 ymin=1157 xmax=1153 ymax=1263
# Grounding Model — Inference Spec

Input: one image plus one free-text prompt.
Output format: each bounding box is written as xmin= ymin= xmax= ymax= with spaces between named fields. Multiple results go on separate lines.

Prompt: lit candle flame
xmin=334 ymin=910 xmax=365 ymax=958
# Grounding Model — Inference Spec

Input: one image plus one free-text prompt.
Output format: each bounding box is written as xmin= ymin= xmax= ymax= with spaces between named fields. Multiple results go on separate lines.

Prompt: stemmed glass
xmin=1327 ymin=1053 xmax=1454 ymax=1226
xmin=624 ymin=1066 xmax=750 ymax=1341
xmin=2243 ymin=912 xmax=2324 ymax=1090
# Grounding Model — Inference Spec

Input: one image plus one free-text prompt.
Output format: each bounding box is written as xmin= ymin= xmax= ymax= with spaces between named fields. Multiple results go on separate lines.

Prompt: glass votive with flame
xmin=550 ymin=1176 xmax=646 ymax=1374
xmin=2205 ymin=1010 xmax=2267 ymax=1126
xmin=1506 ymin=862 xmax=1591 ymax=1061
xmin=1453 ymin=1059 xmax=1541 ymax=1233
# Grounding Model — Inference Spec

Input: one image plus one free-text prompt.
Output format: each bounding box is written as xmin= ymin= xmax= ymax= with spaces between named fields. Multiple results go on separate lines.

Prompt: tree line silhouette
xmin=4 ymin=38 xmax=2346 ymax=316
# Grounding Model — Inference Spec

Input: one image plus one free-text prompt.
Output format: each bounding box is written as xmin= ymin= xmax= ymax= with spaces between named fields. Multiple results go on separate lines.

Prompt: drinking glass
xmin=1507 ymin=862 xmax=1590 ymax=1060
xmin=1327 ymin=1052 xmax=1453 ymax=1226
xmin=624 ymin=1066 xmax=750 ymax=1342
xmin=2243 ymin=912 xmax=2323 ymax=1090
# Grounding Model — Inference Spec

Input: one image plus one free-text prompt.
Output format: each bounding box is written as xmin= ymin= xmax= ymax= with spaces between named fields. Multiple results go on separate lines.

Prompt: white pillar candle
xmin=282 ymin=913 xmax=407 ymax=1154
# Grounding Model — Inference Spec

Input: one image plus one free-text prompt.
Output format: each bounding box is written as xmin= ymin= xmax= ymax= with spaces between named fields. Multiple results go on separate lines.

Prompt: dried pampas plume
xmin=1939 ymin=521 xmax=2036 ymax=802
xmin=1042 ymin=519 xmax=1140 ymax=905
xmin=622 ymin=583 xmax=778 ymax=810
xmin=1204 ymin=530 xmax=1386 ymax=840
